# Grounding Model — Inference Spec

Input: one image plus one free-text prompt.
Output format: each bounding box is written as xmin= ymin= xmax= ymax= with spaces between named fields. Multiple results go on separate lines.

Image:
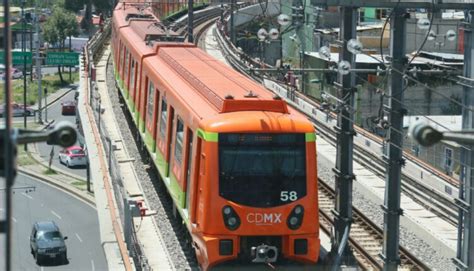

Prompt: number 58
xmin=280 ymin=191 xmax=298 ymax=201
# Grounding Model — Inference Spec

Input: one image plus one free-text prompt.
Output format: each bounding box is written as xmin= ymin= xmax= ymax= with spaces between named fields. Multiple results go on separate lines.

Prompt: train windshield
xmin=219 ymin=133 xmax=307 ymax=207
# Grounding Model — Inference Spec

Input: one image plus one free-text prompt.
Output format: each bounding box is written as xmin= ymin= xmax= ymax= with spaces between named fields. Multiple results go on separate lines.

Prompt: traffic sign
xmin=46 ymin=52 xmax=79 ymax=66
xmin=0 ymin=51 xmax=33 ymax=65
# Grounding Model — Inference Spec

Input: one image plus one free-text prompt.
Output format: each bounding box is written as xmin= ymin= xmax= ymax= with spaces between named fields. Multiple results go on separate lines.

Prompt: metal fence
xmin=85 ymin=20 xmax=151 ymax=271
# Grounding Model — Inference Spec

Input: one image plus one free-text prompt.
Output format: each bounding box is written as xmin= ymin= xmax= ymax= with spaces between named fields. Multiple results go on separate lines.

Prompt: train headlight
xmin=289 ymin=217 xmax=299 ymax=226
xmin=222 ymin=205 xmax=241 ymax=231
xmin=287 ymin=205 xmax=304 ymax=230
xmin=228 ymin=217 xmax=237 ymax=226
xmin=294 ymin=205 xmax=303 ymax=215
xmin=223 ymin=206 xmax=232 ymax=215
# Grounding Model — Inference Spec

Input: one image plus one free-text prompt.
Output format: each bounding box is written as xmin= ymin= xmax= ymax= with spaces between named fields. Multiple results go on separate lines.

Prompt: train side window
xmin=124 ymin=50 xmax=130 ymax=87
xmin=174 ymin=117 xmax=184 ymax=164
xmin=122 ymin=46 xmax=126 ymax=76
xmin=151 ymin=89 xmax=160 ymax=150
xmin=118 ymin=42 xmax=122 ymax=70
xmin=185 ymin=129 xmax=194 ymax=211
xmin=160 ymin=99 xmax=168 ymax=138
xmin=146 ymin=80 xmax=155 ymax=124
xmin=130 ymin=60 xmax=136 ymax=94
xmin=136 ymin=64 xmax=141 ymax=96
xmin=118 ymin=42 xmax=121 ymax=68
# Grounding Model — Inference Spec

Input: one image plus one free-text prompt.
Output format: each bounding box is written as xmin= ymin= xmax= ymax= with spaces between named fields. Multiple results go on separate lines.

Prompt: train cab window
xmin=147 ymin=81 xmax=155 ymax=123
xmin=219 ymin=133 xmax=307 ymax=208
xmin=130 ymin=60 xmax=136 ymax=93
xmin=159 ymin=99 xmax=168 ymax=138
xmin=174 ymin=118 xmax=184 ymax=164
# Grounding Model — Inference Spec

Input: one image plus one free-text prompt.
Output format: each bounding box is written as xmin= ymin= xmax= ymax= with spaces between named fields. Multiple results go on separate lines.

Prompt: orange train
xmin=112 ymin=2 xmax=320 ymax=269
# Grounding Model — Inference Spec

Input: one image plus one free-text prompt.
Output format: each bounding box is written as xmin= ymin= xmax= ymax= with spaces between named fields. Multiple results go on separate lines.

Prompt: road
xmin=0 ymin=174 xmax=107 ymax=270
xmin=36 ymin=90 xmax=87 ymax=178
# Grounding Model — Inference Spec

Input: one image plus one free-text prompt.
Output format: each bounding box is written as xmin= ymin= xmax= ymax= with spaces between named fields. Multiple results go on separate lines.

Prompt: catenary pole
xmin=2 ymin=0 xmax=15 ymax=269
xmin=22 ymin=0 xmax=28 ymax=151
xmin=188 ymin=0 xmax=194 ymax=43
xmin=456 ymin=11 xmax=474 ymax=271
xmin=382 ymin=8 xmax=407 ymax=271
xmin=35 ymin=0 xmax=42 ymax=124
xmin=331 ymin=6 xmax=357 ymax=265
xmin=230 ymin=0 xmax=235 ymax=44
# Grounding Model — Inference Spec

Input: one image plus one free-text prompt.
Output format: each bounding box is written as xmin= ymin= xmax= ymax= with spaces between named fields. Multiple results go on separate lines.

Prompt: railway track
xmin=318 ymin=179 xmax=430 ymax=270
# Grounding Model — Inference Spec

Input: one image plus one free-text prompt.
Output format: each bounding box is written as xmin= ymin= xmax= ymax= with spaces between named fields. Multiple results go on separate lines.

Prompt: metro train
xmin=112 ymin=2 xmax=320 ymax=269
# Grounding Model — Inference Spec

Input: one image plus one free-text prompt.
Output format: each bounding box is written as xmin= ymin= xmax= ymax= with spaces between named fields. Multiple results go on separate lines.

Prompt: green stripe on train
xmin=153 ymin=148 xmax=170 ymax=179
xmin=169 ymin=173 xmax=186 ymax=210
xmin=197 ymin=129 xmax=218 ymax=142
xmin=305 ymin=132 xmax=316 ymax=142
xmin=144 ymin=129 xmax=156 ymax=152
xmin=138 ymin=115 xmax=146 ymax=134
xmin=143 ymin=132 xmax=186 ymax=218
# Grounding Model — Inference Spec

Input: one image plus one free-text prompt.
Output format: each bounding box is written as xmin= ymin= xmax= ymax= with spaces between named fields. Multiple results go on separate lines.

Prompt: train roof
xmin=114 ymin=2 xmax=313 ymax=133
xmin=113 ymin=3 xmax=157 ymax=28
xmin=155 ymin=47 xmax=285 ymax=113
xmin=114 ymin=3 xmax=184 ymax=46
xmin=144 ymin=45 xmax=313 ymax=129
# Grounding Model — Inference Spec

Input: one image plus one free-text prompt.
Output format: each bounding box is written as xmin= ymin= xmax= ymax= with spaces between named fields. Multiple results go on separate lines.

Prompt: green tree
xmin=65 ymin=0 xmax=85 ymax=12
xmin=42 ymin=7 xmax=79 ymax=84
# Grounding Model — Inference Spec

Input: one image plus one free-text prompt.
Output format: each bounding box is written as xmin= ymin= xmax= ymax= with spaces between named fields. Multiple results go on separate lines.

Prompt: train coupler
xmin=251 ymin=244 xmax=278 ymax=263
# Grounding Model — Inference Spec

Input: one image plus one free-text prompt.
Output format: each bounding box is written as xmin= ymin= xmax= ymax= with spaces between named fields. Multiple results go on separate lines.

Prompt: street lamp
xmin=256 ymin=27 xmax=279 ymax=67
xmin=21 ymin=0 xmax=28 ymax=151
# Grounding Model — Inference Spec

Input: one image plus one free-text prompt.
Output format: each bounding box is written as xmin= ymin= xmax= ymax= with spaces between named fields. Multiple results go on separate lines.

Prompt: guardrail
xmin=84 ymin=19 xmax=150 ymax=271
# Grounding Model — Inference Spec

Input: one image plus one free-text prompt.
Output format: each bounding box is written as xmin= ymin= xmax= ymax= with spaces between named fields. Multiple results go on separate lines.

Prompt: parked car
xmin=61 ymin=100 xmax=76 ymax=115
xmin=0 ymin=68 xmax=23 ymax=80
xmin=12 ymin=68 xmax=23 ymax=79
xmin=30 ymin=221 xmax=68 ymax=265
xmin=0 ymin=103 xmax=34 ymax=117
xmin=58 ymin=145 xmax=87 ymax=168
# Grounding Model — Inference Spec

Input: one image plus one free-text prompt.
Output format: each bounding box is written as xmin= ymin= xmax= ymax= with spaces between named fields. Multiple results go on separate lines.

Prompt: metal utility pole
xmin=331 ymin=6 xmax=357 ymax=265
xmin=381 ymin=8 xmax=407 ymax=271
xmin=35 ymin=0 xmax=42 ymax=124
xmin=220 ymin=0 xmax=224 ymax=22
xmin=21 ymin=0 xmax=27 ymax=151
xmin=230 ymin=0 xmax=236 ymax=44
xmin=188 ymin=0 xmax=194 ymax=43
xmin=292 ymin=0 xmax=306 ymax=93
xmin=2 ymin=1 xmax=15 ymax=270
xmin=456 ymin=11 xmax=474 ymax=271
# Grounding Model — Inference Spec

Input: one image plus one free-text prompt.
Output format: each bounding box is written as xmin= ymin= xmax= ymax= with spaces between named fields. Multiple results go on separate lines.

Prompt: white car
xmin=58 ymin=146 xmax=87 ymax=168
